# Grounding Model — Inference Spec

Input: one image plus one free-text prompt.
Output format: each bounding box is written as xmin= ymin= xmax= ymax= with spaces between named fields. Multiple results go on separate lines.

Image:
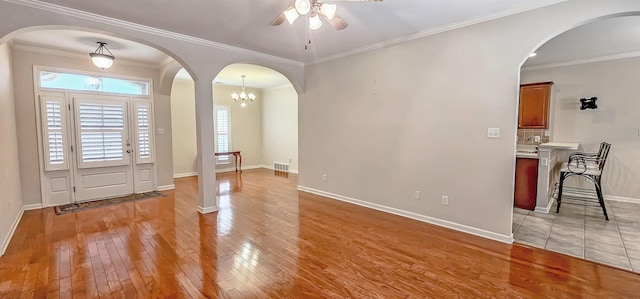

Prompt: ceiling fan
xmin=270 ymin=0 xmax=382 ymax=31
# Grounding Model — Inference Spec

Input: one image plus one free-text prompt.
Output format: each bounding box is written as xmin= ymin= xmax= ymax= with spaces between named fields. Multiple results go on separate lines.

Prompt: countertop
xmin=515 ymin=144 xmax=539 ymax=159
xmin=538 ymin=142 xmax=580 ymax=150
xmin=516 ymin=152 xmax=539 ymax=159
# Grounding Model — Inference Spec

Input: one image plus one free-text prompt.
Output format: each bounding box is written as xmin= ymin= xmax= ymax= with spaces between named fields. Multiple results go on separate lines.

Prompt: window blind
xmin=41 ymin=96 xmax=69 ymax=171
xmin=76 ymin=100 xmax=128 ymax=168
xmin=135 ymin=102 xmax=153 ymax=164
xmin=215 ymin=106 xmax=231 ymax=164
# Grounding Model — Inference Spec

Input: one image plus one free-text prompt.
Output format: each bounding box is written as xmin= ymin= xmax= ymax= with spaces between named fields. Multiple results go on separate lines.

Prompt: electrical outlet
xmin=322 ymin=174 xmax=327 ymax=182
xmin=414 ymin=191 xmax=420 ymax=200
xmin=442 ymin=195 xmax=449 ymax=206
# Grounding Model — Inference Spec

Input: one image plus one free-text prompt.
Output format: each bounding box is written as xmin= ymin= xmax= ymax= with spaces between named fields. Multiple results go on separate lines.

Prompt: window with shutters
xmin=75 ymin=99 xmax=129 ymax=169
xmin=40 ymin=95 xmax=69 ymax=171
xmin=134 ymin=101 xmax=153 ymax=164
xmin=215 ymin=105 xmax=232 ymax=165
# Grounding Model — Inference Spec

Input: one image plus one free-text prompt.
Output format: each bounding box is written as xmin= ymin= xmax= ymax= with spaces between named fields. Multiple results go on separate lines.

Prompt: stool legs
xmin=556 ymin=172 xmax=566 ymax=213
xmin=594 ymin=178 xmax=609 ymax=221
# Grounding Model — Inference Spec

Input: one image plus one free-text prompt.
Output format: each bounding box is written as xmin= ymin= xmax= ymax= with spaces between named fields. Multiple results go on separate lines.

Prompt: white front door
xmin=72 ymin=94 xmax=134 ymax=202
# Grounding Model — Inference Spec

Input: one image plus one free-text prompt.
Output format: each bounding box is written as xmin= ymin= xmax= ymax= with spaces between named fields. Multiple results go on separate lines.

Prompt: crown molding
xmin=5 ymin=0 xmax=304 ymax=67
xmin=308 ymin=0 xmax=567 ymax=65
xmin=264 ymin=83 xmax=294 ymax=91
xmin=12 ymin=43 xmax=159 ymax=69
xmin=522 ymin=50 xmax=640 ymax=71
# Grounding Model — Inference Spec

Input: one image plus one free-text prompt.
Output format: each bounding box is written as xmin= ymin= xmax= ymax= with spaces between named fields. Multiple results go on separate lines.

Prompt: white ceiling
xmin=11 ymin=30 xmax=168 ymax=65
xmin=34 ymin=0 xmax=563 ymax=63
xmin=11 ymin=2 xmax=640 ymax=86
xmin=524 ymin=16 xmax=640 ymax=68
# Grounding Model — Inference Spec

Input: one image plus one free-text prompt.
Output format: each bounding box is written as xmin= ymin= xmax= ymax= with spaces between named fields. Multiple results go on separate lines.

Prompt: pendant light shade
xmin=294 ymin=0 xmax=311 ymax=15
xmin=320 ymin=3 xmax=337 ymax=20
xmin=89 ymin=42 xmax=115 ymax=70
xmin=284 ymin=6 xmax=300 ymax=24
xmin=309 ymin=13 xmax=323 ymax=30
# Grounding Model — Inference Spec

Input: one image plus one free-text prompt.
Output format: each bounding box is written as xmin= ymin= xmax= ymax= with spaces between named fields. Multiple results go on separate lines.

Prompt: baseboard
xmin=173 ymin=172 xmax=197 ymax=178
xmin=157 ymin=184 xmax=175 ymax=191
xmin=605 ymin=195 xmax=640 ymax=204
xmin=534 ymin=197 xmax=555 ymax=214
xmin=216 ymin=165 xmax=263 ymax=173
xmin=297 ymin=186 xmax=514 ymax=244
xmin=23 ymin=203 xmax=43 ymax=211
xmin=197 ymin=205 xmax=219 ymax=214
xmin=261 ymin=164 xmax=299 ymax=174
xmin=1 ymin=207 xmax=24 ymax=256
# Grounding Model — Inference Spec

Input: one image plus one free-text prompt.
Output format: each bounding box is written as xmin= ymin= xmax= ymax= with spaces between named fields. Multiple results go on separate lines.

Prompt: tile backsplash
xmin=517 ymin=129 xmax=550 ymax=145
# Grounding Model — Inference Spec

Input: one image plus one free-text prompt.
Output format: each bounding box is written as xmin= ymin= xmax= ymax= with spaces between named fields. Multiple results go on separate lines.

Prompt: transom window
xmin=40 ymin=71 xmax=150 ymax=96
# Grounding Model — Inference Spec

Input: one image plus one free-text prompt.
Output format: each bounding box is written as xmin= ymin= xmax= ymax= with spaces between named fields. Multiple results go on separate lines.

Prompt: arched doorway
xmin=512 ymin=15 xmax=640 ymax=273
xmin=169 ymin=63 xmax=299 ymax=178
xmin=3 ymin=27 xmax=195 ymax=208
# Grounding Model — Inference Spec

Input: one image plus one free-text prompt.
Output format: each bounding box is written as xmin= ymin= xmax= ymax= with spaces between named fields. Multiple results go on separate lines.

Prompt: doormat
xmin=54 ymin=191 xmax=166 ymax=215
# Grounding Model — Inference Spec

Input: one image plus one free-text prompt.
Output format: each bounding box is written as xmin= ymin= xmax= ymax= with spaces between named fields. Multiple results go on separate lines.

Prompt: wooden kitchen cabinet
xmin=518 ymin=82 xmax=552 ymax=129
xmin=514 ymin=158 xmax=538 ymax=210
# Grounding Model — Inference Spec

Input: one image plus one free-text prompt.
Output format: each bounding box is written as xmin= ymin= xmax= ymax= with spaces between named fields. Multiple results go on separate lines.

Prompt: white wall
xmin=298 ymin=1 xmax=640 ymax=240
xmin=2 ymin=0 xmax=640 ymax=242
xmin=214 ymin=84 xmax=263 ymax=168
xmin=170 ymin=80 xmax=265 ymax=174
xmin=11 ymin=47 xmax=169 ymax=205
xmin=522 ymin=57 xmax=640 ymax=200
xmin=170 ymin=79 xmax=197 ymax=176
xmin=262 ymin=85 xmax=298 ymax=172
xmin=0 ymin=43 xmax=24 ymax=255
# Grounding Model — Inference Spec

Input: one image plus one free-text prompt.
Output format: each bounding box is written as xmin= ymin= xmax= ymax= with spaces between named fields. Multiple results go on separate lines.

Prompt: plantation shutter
xmin=75 ymin=98 xmax=129 ymax=168
xmin=134 ymin=101 xmax=153 ymax=164
xmin=40 ymin=95 xmax=69 ymax=171
xmin=215 ymin=105 xmax=231 ymax=164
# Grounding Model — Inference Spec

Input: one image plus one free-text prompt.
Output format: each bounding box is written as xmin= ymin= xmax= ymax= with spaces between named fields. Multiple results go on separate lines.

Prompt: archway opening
xmin=1 ymin=27 xmax=195 ymax=208
xmin=512 ymin=15 xmax=640 ymax=273
xmin=169 ymin=63 xmax=299 ymax=179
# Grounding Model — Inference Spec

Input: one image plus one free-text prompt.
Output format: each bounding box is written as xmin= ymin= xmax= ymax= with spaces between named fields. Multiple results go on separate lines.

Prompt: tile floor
xmin=513 ymin=200 xmax=640 ymax=273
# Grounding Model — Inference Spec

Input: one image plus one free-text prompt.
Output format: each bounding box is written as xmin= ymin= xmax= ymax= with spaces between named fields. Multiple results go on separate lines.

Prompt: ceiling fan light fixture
xmin=284 ymin=7 xmax=300 ymax=24
xmin=309 ymin=13 xmax=323 ymax=30
xmin=320 ymin=3 xmax=337 ymax=20
xmin=89 ymin=42 xmax=115 ymax=70
xmin=294 ymin=0 xmax=311 ymax=15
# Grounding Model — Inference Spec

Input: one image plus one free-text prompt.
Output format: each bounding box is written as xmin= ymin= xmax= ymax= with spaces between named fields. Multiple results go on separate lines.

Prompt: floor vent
xmin=274 ymin=162 xmax=290 ymax=172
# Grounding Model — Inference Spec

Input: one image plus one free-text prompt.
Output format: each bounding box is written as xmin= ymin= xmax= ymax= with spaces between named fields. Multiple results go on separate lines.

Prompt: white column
xmin=194 ymin=78 xmax=218 ymax=213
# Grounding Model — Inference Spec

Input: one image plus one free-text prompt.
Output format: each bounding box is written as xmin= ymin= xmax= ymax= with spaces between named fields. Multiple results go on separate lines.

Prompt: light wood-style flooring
xmin=1 ymin=169 xmax=639 ymax=298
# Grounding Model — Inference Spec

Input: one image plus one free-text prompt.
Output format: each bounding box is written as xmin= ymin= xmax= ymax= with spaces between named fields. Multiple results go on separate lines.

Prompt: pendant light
xmin=89 ymin=42 xmax=115 ymax=70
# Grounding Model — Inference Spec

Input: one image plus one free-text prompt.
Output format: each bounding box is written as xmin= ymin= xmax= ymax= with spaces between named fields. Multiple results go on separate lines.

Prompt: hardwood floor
xmin=1 ymin=168 xmax=639 ymax=298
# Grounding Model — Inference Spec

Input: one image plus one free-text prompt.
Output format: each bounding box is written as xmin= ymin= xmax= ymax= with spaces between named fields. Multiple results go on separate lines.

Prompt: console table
xmin=215 ymin=151 xmax=242 ymax=171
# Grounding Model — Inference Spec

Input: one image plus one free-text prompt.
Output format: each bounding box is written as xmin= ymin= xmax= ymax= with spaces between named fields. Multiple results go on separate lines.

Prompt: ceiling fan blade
xmin=270 ymin=4 xmax=297 ymax=26
xmin=270 ymin=12 xmax=286 ymax=26
xmin=328 ymin=13 xmax=348 ymax=30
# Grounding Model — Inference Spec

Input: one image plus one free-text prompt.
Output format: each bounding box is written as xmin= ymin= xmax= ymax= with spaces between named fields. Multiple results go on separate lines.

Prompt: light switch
xmin=487 ymin=128 xmax=500 ymax=138
xmin=157 ymin=128 xmax=165 ymax=135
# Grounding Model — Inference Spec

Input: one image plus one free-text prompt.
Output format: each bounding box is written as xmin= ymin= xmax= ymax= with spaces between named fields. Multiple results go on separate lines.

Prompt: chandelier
xmin=231 ymin=75 xmax=256 ymax=108
xmin=89 ymin=42 xmax=115 ymax=70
